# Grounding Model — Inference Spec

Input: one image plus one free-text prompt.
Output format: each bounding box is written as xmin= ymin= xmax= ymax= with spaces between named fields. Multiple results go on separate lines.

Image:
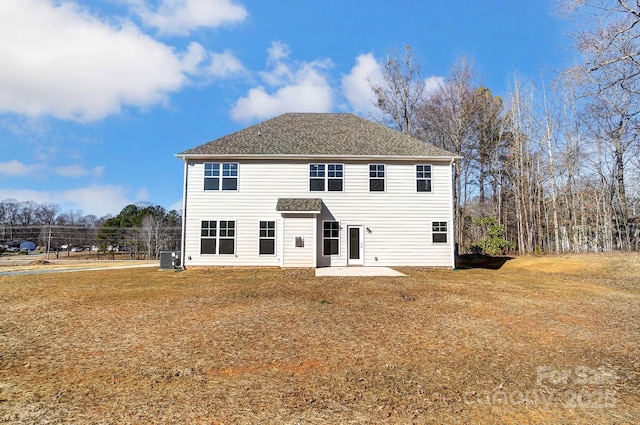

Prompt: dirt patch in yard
xmin=0 ymin=257 xmax=156 ymax=273
xmin=25 ymin=260 xmax=50 ymax=266
xmin=0 ymin=253 xmax=639 ymax=424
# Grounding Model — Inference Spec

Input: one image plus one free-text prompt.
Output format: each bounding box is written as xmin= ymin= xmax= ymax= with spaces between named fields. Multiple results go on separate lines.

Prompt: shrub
xmin=469 ymin=244 xmax=483 ymax=256
xmin=472 ymin=217 xmax=514 ymax=256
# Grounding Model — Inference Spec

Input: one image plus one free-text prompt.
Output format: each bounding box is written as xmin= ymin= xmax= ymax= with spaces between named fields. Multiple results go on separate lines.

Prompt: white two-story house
xmin=176 ymin=113 xmax=459 ymax=268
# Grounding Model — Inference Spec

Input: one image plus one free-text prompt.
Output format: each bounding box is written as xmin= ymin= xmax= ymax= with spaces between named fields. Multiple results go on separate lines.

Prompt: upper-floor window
xmin=369 ymin=164 xmax=385 ymax=192
xmin=310 ymin=163 xmax=343 ymax=191
xmin=204 ymin=162 xmax=238 ymax=191
xmin=416 ymin=164 xmax=432 ymax=192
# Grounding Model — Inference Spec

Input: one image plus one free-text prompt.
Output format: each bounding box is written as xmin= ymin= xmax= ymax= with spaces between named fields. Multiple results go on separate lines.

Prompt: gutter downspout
xmin=279 ymin=215 xmax=285 ymax=267
xmin=312 ymin=214 xmax=317 ymax=268
xmin=180 ymin=158 xmax=189 ymax=269
xmin=450 ymin=158 xmax=456 ymax=269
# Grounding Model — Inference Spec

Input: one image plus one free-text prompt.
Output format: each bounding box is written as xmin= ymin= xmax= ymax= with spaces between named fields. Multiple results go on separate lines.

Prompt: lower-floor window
xmin=432 ymin=221 xmax=448 ymax=243
xmin=201 ymin=220 xmax=235 ymax=254
xmin=323 ymin=221 xmax=340 ymax=255
xmin=259 ymin=221 xmax=275 ymax=255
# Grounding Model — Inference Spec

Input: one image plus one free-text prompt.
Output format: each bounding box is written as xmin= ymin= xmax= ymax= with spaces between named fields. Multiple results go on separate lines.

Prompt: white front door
xmin=347 ymin=225 xmax=364 ymax=266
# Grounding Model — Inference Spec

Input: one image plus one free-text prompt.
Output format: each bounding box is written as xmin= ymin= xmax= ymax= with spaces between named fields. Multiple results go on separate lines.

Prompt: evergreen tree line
xmin=371 ymin=1 xmax=640 ymax=254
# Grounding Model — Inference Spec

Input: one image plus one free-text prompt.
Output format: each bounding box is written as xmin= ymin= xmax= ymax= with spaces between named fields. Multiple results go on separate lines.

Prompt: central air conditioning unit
xmin=159 ymin=251 xmax=181 ymax=270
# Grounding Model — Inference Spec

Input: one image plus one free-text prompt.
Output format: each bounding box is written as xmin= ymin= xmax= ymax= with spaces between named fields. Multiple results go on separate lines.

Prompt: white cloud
xmin=132 ymin=0 xmax=248 ymax=36
xmin=341 ymin=53 xmax=445 ymax=114
xmin=55 ymin=165 xmax=105 ymax=178
xmin=231 ymin=42 xmax=334 ymax=122
xmin=0 ymin=160 xmax=38 ymax=176
xmin=177 ymin=43 xmax=246 ymax=80
xmin=0 ymin=161 xmax=105 ymax=179
xmin=180 ymin=42 xmax=208 ymax=73
xmin=266 ymin=40 xmax=291 ymax=65
xmin=424 ymin=75 xmax=445 ymax=95
xmin=0 ymin=0 xmax=207 ymax=122
xmin=0 ymin=185 xmax=140 ymax=217
xmin=207 ymin=50 xmax=247 ymax=79
xmin=60 ymin=185 xmax=138 ymax=216
xmin=341 ymin=53 xmax=383 ymax=115
xmin=260 ymin=41 xmax=293 ymax=86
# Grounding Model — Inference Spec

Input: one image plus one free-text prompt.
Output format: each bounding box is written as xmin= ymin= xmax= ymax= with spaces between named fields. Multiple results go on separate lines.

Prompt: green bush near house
xmin=472 ymin=217 xmax=514 ymax=256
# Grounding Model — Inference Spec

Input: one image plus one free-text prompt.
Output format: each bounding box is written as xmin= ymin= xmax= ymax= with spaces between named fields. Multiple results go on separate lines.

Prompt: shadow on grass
xmin=455 ymin=255 xmax=514 ymax=270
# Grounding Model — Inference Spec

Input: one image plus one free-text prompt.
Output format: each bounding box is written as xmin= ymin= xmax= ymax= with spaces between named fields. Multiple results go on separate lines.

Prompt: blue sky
xmin=0 ymin=0 xmax=569 ymax=217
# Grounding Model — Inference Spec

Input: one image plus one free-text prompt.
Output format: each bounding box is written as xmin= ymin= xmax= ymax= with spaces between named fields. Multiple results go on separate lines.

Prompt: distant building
xmin=19 ymin=241 xmax=36 ymax=251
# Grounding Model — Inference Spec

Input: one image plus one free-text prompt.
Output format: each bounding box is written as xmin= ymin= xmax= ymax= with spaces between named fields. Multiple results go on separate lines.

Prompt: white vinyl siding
xmin=281 ymin=214 xmax=316 ymax=267
xmin=183 ymin=159 xmax=454 ymax=268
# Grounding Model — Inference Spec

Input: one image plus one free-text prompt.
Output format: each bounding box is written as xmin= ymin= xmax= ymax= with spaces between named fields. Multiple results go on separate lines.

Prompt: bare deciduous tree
xmin=367 ymin=36 xmax=640 ymax=254
xmin=418 ymin=58 xmax=488 ymax=247
xmin=371 ymin=45 xmax=425 ymax=136
xmin=562 ymin=0 xmax=640 ymax=249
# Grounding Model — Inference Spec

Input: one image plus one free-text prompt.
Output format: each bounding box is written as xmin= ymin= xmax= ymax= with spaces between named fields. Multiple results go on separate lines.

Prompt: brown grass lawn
xmin=1 ymin=253 xmax=639 ymax=424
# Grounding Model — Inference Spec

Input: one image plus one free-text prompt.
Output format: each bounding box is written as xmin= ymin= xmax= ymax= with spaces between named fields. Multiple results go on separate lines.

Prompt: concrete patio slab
xmin=315 ymin=267 xmax=406 ymax=277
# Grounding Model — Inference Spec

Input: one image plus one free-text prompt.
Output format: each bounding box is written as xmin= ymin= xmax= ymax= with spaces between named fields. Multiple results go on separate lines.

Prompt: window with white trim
xmin=200 ymin=220 xmax=217 ymax=254
xmin=323 ymin=221 xmax=340 ymax=255
xmin=259 ymin=221 xmax=275 ymax=255
xmin=310 ymin=163 xmax=343 ymax=191
xmin=219 ymin=221 xmax=236 ymax=254
xmin=200 ymin=220 xmax=236 ymax=254
xmin=369 ymin=164 xmax=385 ymax=192
xmin=432 ymin=221 xmax=448 ymax=243
xmin=204 ymin=162 xmax=238 ymax=191
xmin=416 ymin=164 xmax=432 ymax=192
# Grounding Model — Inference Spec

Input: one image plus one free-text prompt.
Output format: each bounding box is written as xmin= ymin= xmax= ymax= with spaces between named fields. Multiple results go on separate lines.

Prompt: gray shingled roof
xmin=276 ymin=198 xmax=323 ymax=212
xmin=178 ymin=113 xmax=457 ymax=158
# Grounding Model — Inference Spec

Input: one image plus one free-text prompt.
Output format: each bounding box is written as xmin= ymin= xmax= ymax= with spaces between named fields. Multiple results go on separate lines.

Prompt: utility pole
xmin=47 ymin=225 xmax=52 ymax=260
